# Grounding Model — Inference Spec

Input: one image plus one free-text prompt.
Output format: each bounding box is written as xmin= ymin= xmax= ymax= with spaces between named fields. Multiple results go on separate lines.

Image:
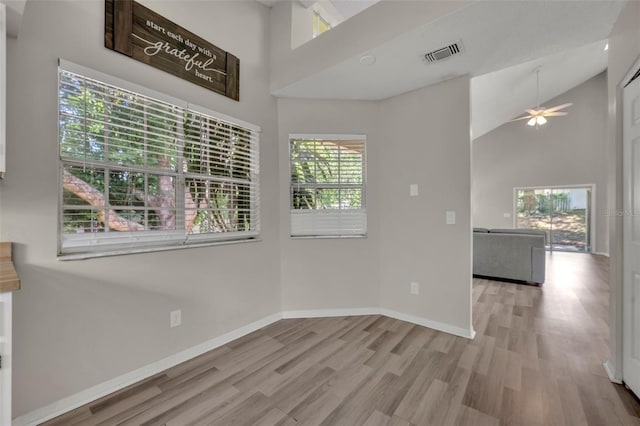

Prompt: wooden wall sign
xmin=105 ymin=0 xmax=239 ymax=101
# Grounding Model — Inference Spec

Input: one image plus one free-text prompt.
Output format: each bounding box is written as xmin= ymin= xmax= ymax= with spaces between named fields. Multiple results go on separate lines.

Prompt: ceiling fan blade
xmin=544 ymin=103 xmax=573 ymax=114
xmin=510 ymin=115 xmax=534 ymax=122
xmin=526 ymin=109 xmax=539 ymax=116
xmin=544 ymin=112 xmax=568 ymax=117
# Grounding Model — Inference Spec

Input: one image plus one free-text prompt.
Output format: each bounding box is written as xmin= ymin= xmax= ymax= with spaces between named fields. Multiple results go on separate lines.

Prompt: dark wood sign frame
xmin=105 ymin=0 xmax=239 ymax=101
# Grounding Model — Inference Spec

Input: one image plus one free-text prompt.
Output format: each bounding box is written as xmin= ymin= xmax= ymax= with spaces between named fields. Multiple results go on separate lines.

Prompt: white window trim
xmin=312 ymin=1 xmax=343 ymax=29
xmin=290 ymin=133 xmax=365 ymax=141
xmin=58 ymin=60 xmax=261 ymax=259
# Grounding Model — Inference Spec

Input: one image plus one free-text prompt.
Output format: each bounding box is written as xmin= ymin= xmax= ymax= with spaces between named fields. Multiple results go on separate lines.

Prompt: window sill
xmin=290 ymin=235 xmax=367 ymax=240
xmin=58 ymin=237 xmax=262 ymax=261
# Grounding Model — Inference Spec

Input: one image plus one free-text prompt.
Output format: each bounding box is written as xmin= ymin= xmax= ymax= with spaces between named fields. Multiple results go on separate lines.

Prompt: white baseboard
xmin=281 ymin=307 xmax=380 ymax=319
xmin=12 ymin=313 xmax=283 ymax=426
xmin=604 ymin=359 xmax=623 ymax=384
xmin=593 ymin=252 xmax=610 ymax=257
xmin=282 ymin=307 xmax=476 ymax=340
xmin=14 ymin=307 xmax=474 ymax=425
xmin=380 ymin=308 xmax=476 ymax=339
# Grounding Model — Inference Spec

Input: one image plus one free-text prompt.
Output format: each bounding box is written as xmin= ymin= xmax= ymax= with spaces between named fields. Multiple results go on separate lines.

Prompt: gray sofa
xmin=473 ymin=228 xmax=546 ymax=284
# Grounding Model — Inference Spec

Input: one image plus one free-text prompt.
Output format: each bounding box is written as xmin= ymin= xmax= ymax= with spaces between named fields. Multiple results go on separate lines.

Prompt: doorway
xmin=515 ymin=186 xmax=593 ymax=252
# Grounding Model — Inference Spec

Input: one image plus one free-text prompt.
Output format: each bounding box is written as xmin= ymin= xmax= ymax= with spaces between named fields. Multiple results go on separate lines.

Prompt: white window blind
xmin=290 ymin=134 xmax=366 ymax=237
xmin=58 ymin=62 xmax=260 ymax=257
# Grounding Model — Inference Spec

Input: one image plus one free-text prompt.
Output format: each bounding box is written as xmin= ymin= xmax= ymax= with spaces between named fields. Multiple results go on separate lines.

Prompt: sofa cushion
xmin=489 ymin=228 xmax=547 ymax=243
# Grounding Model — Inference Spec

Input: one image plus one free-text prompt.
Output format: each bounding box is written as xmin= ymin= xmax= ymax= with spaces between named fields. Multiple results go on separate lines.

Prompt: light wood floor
xmin=43 ymin=252 xmax=640 ymax=425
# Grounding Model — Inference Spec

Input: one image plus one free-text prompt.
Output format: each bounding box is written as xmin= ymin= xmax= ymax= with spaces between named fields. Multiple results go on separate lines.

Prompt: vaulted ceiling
xmin=259 ymin=0 xmax=625 ymax=138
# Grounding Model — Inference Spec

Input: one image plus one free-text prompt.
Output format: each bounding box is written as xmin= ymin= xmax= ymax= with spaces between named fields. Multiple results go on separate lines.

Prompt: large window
xmin=289 ymin=134 xmax=366 ymax=237
xmin=515 ymin=186 xmax=592 ymax=252
xmin=58 ymin=62 xmax=260 ymax=257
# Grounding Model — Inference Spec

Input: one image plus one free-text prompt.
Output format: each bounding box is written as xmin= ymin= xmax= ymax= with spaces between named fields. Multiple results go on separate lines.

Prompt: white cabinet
xmin=0 ymin=291 xmax=12 ymax=425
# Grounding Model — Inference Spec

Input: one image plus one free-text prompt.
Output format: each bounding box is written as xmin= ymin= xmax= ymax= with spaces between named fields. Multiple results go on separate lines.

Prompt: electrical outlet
xmin=410 ymin=282 xmax=419 ymax=295
xmin=446 ymin=210 xmax=456 ymax=225
xmin=170 ymin=309 xmax=182 ymax=328
xmin=410 ymin=184 xmax=419 ymax=197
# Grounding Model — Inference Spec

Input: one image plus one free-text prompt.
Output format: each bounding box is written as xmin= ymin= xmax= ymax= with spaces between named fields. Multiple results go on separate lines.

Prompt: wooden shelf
xmin=0 ymin=242 xmax=20 ymax=292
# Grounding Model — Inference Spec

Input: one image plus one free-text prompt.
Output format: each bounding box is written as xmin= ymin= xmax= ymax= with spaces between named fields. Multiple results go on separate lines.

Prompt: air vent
xmin=424 ymin=41 xmax=463 ymax=64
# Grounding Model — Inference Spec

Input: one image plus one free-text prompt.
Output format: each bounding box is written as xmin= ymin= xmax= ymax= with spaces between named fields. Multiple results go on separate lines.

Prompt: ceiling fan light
xmin=536 ymin=116 xmax=547 ymax=125
xmin=527 ymin=117 xmax=536 ymax=126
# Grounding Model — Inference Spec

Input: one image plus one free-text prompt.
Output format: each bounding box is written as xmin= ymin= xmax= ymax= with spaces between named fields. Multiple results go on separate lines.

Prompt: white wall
xmin=290 ymin=0 xmax=345 ymax=49
xmin=269 ymin=0 xmax=471 ymax=95
xmin=379 ymin=76 xmax=472 ymax=334
xmin=472 ymin=73 xmax=609 ymax=254
xmin=606 ymin=0 xmax=640 ymax=383
xmin=291 ymin=1 xmax=313 ymax=49
xmin=276 ymin=77 xmax=472 ymax=336
xmin=5 ymin=0 xmax=476 ymax=419
xmin=1 ymin=0 xmax=280 ymax=417
xmin=277 ymin=99 xmax=381 ymax=311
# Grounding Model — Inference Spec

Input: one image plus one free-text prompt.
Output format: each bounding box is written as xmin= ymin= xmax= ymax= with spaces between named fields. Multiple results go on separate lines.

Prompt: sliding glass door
xmin=516 ymin=186 xmax=591 ymax=252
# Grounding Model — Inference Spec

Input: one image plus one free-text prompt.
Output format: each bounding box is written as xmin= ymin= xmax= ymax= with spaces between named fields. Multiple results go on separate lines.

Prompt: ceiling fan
xmin=511 ymin=68 xmax=572 ymax=127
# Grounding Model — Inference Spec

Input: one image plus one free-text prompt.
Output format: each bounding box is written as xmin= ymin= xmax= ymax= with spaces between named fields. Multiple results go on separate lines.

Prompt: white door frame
xmin=604 ymin=56 xmax=640 ymax=383
xmin=622 ymin=63 xmax=640 ymax=396
xmin=610 ymin=55 xmax=640 ymax=388
xmin=0 ymin=4 xmax=10 ymax=424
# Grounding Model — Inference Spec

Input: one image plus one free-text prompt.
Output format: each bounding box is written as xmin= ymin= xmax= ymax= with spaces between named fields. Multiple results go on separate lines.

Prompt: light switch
xmin=446 ymin=210 xmax=456 ymax=225
xmin=170 ymin=310 xmax=182 ymax=328
xmin=503 ymin=212 xmax=512 ymax=218
xmin=410 ymin=184 xmax=419 ymax=197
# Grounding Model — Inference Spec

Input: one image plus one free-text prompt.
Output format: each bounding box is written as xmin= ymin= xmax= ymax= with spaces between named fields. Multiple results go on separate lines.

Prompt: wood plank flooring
xmin=42 ymin=252 xmax=640 ymax=425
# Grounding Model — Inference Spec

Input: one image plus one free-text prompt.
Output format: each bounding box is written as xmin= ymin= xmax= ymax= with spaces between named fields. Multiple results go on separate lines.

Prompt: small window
xmin=289 ymin=134 xmax=366 ymax=237
xmin=312 ymin=11 xmax=331 ymax=38
xmin=58 ymin=62 xmax=260 ymax=257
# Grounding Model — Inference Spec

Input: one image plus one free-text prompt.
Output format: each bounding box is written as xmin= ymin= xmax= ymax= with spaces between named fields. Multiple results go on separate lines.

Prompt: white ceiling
xmin=472 ymin=40 xmax=608 ymax=139
xmin=262 ymin=0 xmax=625 ymax=138
xmin=1 ymin=0 xmax=27 ymax=37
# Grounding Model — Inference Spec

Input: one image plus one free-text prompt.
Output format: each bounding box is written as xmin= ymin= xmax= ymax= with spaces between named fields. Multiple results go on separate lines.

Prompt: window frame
xmin=57 ymin=60 xmax=261 ymax=259
xmin=289 ymin=133 xmax=367 ymax=238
